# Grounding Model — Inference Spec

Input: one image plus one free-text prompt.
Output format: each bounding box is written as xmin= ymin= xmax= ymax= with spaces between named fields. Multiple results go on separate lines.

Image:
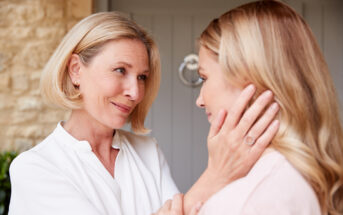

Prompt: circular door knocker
xmin=178 ymin=54 xmax=202 ymax=87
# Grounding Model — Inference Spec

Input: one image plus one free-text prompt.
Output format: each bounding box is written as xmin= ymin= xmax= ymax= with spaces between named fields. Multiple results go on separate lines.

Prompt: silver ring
xmin=244 ymin=136 xmax=255 ymax=146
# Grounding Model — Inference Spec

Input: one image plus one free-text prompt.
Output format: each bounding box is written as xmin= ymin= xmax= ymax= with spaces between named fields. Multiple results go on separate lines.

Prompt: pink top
xmin=199 ymin=150 xmax=321 ymax=215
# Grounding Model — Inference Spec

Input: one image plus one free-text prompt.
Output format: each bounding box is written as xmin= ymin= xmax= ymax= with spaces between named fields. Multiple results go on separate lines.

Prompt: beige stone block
xmin=41 ymin=123 xmax=56 ymax=136
xmin=13 ymin=41 xmax=57 ymax=69
xmin=5 ymin=124 xmax=53 ymax=140
xmin=0 ymin=53 xmax=8 ymax=73
xmin=0 ymin=73 xmax=10 ymax=90
xmin=68 ymin=0 xmax=92 ymax=18
xmin=0 ymin=139 xmax=14 ymax=151
xmin=0 ymin=3 xmax=15 ymax=27
xmin=6 ymin=125 xmax=47 ymax=139
xmin=11 ymin=111 xmax=38 ymax=124
xmin=17 ymin=96 xmax=43 ymax=111
xmin=30 ymin=71 xmax=42 ymax=81
xmin=11 ymin=73 xmax=29 ymax=91
xmin=29 ymin=71 xmax=42 ymax=92
xmin=30 ymin=88 xmax=40 ymax=96
xmin=0 ymin=27 xmax=32 ymax=39
xmin=30 ymin=70 xmax=41 ymax=90
xmin=3 ymin=3 xmax=45 ymax=26
xmin=9 ymin=65 xmax=27 ymax=74
xmin=0 ymin=93 xmax=15 ymax=109
xmin=21 ymin=126 xmax=45 ymax=138
xmin=35 ymin=26 xmax=66 ymax=40
xmin=0 ymin=109 xmax=11 ymax=124
xmin=67 ymin=20 xmax=79 ymax=30
xmin=5 ymin=125 xmax=21 ymax=137
xmin=45 ymin=2 xmax=64 ymax=19
xmin=14 ymin=138 xmax=34 ymax=151
xmin=38 ymin=110 xmax=66 ymax=123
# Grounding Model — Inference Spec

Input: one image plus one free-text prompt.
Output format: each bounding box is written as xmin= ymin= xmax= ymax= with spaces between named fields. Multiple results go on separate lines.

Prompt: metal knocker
xmin=178 ymin=54 xmax=202 ymax=87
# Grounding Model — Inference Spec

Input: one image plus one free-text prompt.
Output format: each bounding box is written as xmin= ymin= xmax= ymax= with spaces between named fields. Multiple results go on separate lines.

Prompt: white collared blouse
xmin=9 ymin=122 xmax=179 ymax=215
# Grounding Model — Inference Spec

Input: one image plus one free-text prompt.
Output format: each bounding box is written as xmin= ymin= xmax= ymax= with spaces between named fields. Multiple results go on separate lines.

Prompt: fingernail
xmin=263 ymin=90 xmax=273 ymax=97
xmin=269 ymin=102 xmax=279 ymax=111
xmin=246 ymin=84 xmax=255 ymax=91
xmin=272 ymin=119 xmax=279 ymax=127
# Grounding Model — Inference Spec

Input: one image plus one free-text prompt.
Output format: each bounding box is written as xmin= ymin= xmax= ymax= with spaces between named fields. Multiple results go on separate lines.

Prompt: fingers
xmin=222 ymin=84 xmax=256 ymax=131
xmin=246 ymin=102 xmax=279 ymax=140
xmin=250 ymin=119 xmax=280 ymax=157
xmin=171 ymin=194 xmax=183 ymax=214
xmin=208 ymin=109 xmax=227 ymax=139
xmin=160 ymin=200 xmax=172 ymax=213
xmin=236 ymin=90 xmax=274 ymax=137
xmin=154 ymin=194 xmax=184 ymax=215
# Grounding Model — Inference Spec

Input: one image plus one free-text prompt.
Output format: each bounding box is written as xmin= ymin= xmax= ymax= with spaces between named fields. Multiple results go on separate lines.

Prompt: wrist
xmin=202 ymin=167 xmax=232 ymax=191
xmin=205 ymin=164 xmax=235 ymax=182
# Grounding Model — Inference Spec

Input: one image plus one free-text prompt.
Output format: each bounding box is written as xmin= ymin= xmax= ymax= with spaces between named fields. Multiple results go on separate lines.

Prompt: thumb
xmin=208 ymin=109 xmax=227 ymax=139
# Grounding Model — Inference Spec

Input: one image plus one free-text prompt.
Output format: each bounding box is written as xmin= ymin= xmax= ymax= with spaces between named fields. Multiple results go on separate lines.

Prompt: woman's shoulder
xmin=199 ymin=150 xmax=321 ymax=215
xmin=9 ymin=140 xmax=61 ymax=181
xmin=10 ymin=125 xmax=77 ymax=179
xmin=11 ymin=130 xmax=58 ymax=167
xmin=241 ymin=151 xmax=321 ymax=214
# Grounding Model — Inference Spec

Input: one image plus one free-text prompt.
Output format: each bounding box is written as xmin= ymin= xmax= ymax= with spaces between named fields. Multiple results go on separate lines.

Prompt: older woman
xmin=8 ymin=12 xmax=279 ymax=215
xmin=196 ymin=1 xmax=343 ymax=214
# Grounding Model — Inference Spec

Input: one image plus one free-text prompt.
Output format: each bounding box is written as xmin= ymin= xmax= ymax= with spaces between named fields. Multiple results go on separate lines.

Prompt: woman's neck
xmin=63 ymin=109 xmax=119 ymax=177
xmin=63 ymin=109 xmax=115 ymax=153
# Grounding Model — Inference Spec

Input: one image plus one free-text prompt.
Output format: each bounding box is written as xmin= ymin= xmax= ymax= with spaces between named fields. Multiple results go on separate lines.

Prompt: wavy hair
xmin=200 ymin=1 xmax=343 ymax=214
xmin=40 ymin=12 xmax=160 ymax=133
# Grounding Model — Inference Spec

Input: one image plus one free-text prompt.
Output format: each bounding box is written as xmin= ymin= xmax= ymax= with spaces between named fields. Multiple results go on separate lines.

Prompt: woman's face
xmin=75 ymin=39 xmax=149 ymax=129
xmin=196 ymin=46 xmax=243 ymax=123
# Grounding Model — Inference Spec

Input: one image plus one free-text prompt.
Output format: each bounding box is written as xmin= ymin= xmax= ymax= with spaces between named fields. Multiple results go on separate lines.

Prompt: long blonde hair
xmin=200 ymin=1 xmax=343 ymax=214
xmin=40 ymin=12 xmax=160 ymax=133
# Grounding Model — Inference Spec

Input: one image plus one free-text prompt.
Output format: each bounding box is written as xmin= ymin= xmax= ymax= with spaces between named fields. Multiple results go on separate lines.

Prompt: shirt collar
xmin=53 ymin=121 xmax=92 ymax=152
xmin=53 ymin=121 xmax=122 ymax=152
xmin=112 ymin=130 xmax=121 ymax=150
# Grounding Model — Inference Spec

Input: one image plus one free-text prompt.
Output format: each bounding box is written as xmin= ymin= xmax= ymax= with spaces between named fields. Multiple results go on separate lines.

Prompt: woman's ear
xmin=68 ymin=54 xmax=82 ymax=86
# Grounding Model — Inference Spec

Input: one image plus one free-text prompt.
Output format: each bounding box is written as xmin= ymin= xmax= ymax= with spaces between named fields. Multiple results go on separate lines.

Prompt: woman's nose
xmin=124 ymin=79 xmax=140 ymax=101
xmin=196 ymin=93 xmax=205 ymax=108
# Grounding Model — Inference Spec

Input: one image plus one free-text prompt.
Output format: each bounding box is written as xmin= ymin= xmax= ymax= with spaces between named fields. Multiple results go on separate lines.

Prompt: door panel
xmin=323 ymin=3 xmax=343 ymax=107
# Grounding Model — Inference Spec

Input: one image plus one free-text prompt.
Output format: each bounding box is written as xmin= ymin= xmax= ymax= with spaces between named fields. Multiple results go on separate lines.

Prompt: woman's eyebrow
xmin=116 ymin=61 xmax=132 ymax=68
xmin=116 ymin=61 xmax=150 ymax=74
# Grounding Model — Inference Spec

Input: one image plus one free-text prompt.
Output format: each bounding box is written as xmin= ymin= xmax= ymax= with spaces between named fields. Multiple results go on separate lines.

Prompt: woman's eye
xmin=199 ymin=76 xmax=206 ymax=82
xmin=114 ymin=68 xmax=125 ymax=74
xmin=138 ymin=74 xmax=148 ymax=81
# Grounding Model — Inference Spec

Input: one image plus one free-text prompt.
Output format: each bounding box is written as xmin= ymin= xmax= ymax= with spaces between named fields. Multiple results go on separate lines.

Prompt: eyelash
xmin=138 ymin=74 xmax=148 ymax=81
xmin=114 ymin=67 xmax=125 ymax=74
xmin=113 ymin=67 xmax=148 ymax=81
xmin=199 ymin=76 xmax=206 ymax=82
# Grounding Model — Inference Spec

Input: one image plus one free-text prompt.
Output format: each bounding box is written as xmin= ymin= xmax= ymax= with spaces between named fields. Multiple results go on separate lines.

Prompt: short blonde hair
xmin=200 ymin=1 xmax=343 ymax=214
xmin=40 ymin=12 xmax=161 ymax=134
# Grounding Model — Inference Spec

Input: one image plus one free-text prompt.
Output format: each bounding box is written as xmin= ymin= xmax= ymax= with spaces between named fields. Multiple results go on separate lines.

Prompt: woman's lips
xmin=111 ymin=102 xmax=131 ymax=113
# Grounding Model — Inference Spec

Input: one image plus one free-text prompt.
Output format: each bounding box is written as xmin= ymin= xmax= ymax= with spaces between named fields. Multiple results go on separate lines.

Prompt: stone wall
xmin=0 ymin=0 xmax=92 ymax=151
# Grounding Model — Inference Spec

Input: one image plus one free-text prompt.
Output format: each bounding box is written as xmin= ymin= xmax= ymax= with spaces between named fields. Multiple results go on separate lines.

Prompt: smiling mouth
xmin=111 ymin=102 xmax=131 ymax=113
